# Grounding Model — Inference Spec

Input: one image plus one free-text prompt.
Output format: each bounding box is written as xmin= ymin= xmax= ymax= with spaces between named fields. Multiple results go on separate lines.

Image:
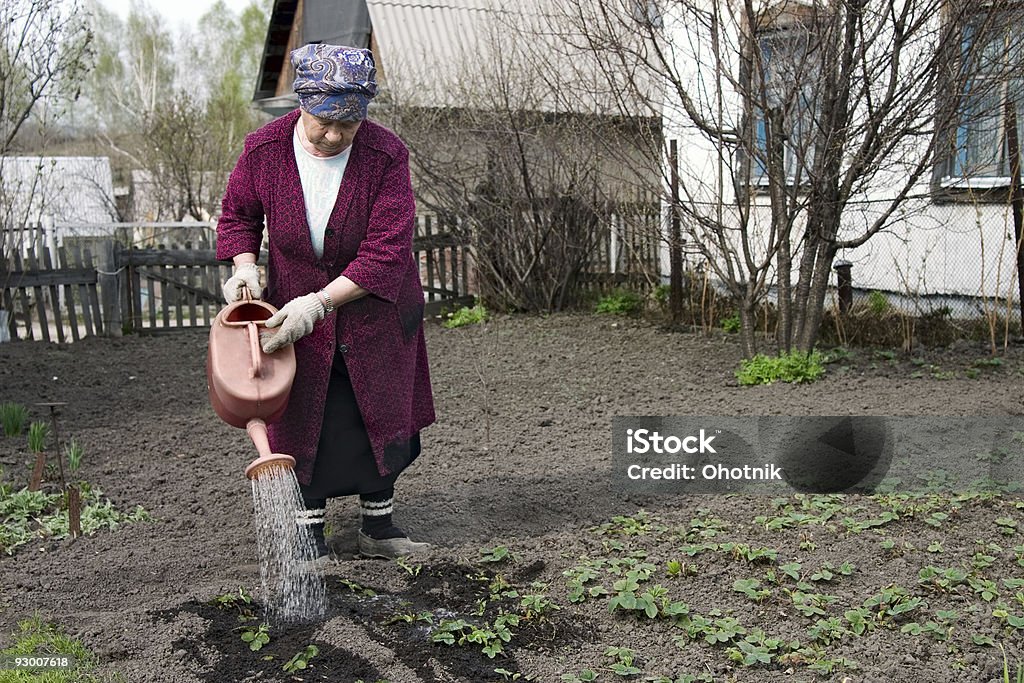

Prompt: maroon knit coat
xmin=217 ymin=109 xmax=435 ymax=485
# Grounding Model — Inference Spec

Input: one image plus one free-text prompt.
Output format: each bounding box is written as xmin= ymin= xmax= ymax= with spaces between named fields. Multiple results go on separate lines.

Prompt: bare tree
xmin=377 ymin=7 xmax=660 ymax=312
xmin=0 ymin=0 xmax=93 ymax=335
xmin=82 ymin=0 xmax=267 ymax=222
xmin=546 ymin=0 xmax=1024 ymax=355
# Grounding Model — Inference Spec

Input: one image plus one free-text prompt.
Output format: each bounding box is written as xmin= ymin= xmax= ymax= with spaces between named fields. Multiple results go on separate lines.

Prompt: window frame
xmin=932 ymin=3 xmax=1024 ymax=201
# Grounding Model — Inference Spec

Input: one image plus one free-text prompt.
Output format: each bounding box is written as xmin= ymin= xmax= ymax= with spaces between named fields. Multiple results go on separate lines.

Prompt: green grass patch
xmin=0 ymin=616 xmax=99 ymax=682
xmin=0 ymin=403 xmax=29 ymax=438
xmin=736 ymin=351 xmax=825 ymax=386
xmin=442 ymin=303 xmax=488 ymax=329
xmin=594 ymin=289 xmax=643 ymax=316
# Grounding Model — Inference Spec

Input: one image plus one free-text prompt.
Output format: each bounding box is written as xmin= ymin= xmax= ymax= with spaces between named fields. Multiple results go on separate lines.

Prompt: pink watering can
xmin=207 ymin=293 xmax=297 ymax=479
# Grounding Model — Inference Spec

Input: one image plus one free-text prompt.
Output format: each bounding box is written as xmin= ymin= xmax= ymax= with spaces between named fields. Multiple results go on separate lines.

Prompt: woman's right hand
xmin=221 ymin=262 xmax=262 ymax=303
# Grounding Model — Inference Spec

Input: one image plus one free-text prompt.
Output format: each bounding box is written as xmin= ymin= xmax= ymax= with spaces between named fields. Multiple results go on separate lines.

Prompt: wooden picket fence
xmin=1 ymin=217 xmax=474 ymax=342
xmin=1 ymin=243 xmax=106 ymax=343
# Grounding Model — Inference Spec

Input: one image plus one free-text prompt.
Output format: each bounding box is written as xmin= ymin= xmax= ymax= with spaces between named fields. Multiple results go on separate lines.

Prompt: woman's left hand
xmin=261 ymin=293 xmax=326 ymax=353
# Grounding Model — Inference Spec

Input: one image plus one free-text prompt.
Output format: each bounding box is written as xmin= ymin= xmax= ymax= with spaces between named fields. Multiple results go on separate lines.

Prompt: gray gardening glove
xmin=261 ymin=293 xmax=326 ymax=354
xmin=221 ymin=262 xmax=262 ymax=304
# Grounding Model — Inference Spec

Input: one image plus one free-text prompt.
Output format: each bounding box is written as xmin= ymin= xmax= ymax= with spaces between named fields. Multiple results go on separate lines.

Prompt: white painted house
xmin=1 ymin=156 xmax=118 ymax=253
xmin=657 ymin=0 xmax=1024 ymax=318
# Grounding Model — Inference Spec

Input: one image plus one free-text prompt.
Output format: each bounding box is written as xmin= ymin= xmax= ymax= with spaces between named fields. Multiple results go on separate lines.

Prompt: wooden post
xmin=97 ymin=239 xmax=123 ymax=337
xmin=669 ymin=139 xmax=684 ymax=324
xmin=1006 ymin=101 xmax=1024 ymax=334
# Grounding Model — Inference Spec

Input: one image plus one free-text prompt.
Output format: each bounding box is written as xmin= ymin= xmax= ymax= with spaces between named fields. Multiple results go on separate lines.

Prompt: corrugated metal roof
xmin=366 ymin=0 xmax=659 ymax=114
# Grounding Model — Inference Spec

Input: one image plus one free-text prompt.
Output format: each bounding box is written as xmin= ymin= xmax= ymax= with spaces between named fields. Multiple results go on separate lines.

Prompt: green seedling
xmin=779 ymin=562 xmax=802 ymax=581
xmin=27 ymin=420 xmax=49 ymax=453
xmin=844 ymin=606 xmax=874 ymax=635
xmin=431 ymin=614 xmax=515 ymax=658
xmin=479 ymin=545 xmax=513 ymax=563
xmin=241 ymin=623 xmax=270 ymax=651
xmin=863 ymin=585 xmax=924 ymax=622
xmin=683 ymin=510 xmax=729 ymax=539
xmin=386 ymin=610 xmax=434 ymax=625
xmin=666 ymin=559 xmax=697 ymax=578
xmin=282 ymin=644 xmax=319 ymax=673
xmin=560 ymin=670 xmax=598 ymax=682
xmin=603 ymin=646 xmax=642 ymax=676
xmin=0 ymin=402 xmax=29 ymax=437
xmin=716 ymin=542 xmax=777 ymax=564
xmin=970 ymin=577 xmax=1000 ymax=602
xmin=520 ymin=584 xmax=559 ymax=620
xmin=997 ymin=518 xmax=1019 ymax=536
xmin=395 ymin=556 xmax=422 ymax=575
xmin=806 ymin=655 xmax=860 ymax=674
xmin=918 ymin=566 xmax=968 ymax=592
xmin=338 ymin=578 xmax=376 ymax=597
xmin=900 ymin=621 xmax=951 ymax=640
xmin=64 ymin=439 xmax=84 ymax=476
xmin=1000 ymin=643 xmax=1024 ymax=683
xmin=809 ymin=561 xmax=853 ymax=582
xmin=211 ymin=587 xmax=253 ymax=610
xmin=733 ymin=578 xmax=770 ymax=602
xmin=788 ymin=590 xmax=838 ymax=618
xmin=495 ymin=668 xmax=533 ymax=681
xmin=596 ymin=510 xmax=661 ymax=537
xmin=725 ymin=630 xmax=782 ymax=666
xmin=808 ymin=617 xmax=848 ymax=645
xmin=974 ymin=552 xmax=998 ymax=569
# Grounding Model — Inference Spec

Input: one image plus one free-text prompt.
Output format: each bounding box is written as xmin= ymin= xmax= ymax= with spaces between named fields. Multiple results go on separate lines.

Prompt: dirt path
xmin=1 ymin=314 xmax=1023 ymax=682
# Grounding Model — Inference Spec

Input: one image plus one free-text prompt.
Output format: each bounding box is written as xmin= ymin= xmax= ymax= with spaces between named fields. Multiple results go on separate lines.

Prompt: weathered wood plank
xmin=83 ymin=247 xmax=104 ymax=336
xmin=70 ymin=246 xmax=95 ymax=337
xmin=424 ymin=216 xmax=435 ymax=302
xmin=118 ymin=249 xmax=269 ymax=268
xmin=58 ymin=246 xmax=81 ymax=342
xmin=26 ymin=249 xmax=50 ymax=343
xmin=0 ymin=269 xmax=97 ymax=287
xmin=41 ymin=248 xmax=66 ymax=344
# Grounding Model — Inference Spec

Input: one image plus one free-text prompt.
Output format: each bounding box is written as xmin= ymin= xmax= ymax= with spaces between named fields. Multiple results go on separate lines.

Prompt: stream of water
xmin=250 ymin=466 xmax=327 ymax=622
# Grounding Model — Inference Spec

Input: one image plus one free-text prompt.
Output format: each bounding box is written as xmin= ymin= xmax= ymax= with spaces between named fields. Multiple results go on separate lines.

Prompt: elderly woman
xmin=217 ymin=44 xmax=435 ymax=561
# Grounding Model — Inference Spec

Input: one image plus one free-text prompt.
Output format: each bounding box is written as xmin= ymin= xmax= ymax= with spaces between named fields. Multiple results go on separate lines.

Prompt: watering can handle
xmin=247 ymin=321 xmax=262 ymax=379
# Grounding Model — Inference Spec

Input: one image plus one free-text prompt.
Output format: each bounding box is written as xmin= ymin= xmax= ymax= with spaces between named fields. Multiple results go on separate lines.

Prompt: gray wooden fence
xmin=2 ymin=218 xmax=473 ymax=342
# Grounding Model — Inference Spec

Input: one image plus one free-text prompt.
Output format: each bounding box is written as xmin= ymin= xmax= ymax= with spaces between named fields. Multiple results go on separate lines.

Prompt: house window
xmin=943 ymin=8 xmax=1024 ymax=186
xmin=750 ymin=23 xmax=818 ymax=186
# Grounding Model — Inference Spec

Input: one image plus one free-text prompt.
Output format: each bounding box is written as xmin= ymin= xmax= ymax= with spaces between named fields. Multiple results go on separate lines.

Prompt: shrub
xmin=867 ymin=291 xmax=891 ymax=316
xmin=595 ymin=289 xmax=643 ymax=315
xmin=722 ymin=313 xmax=741 ymax=333
xmin=653 ymin=284 xmax=670 ymax=305
xmin=443 ymin=303 xmax=488 ymax=329
xmin=736 ymin=351 xmax=826 ymax=386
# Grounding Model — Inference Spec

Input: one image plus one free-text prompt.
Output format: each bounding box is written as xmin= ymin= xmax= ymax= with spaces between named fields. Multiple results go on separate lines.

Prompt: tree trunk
xmin=795 ymin=242 xmax=838 ymax=352
xmin=738 ymin=295 xmax=758 ymax=358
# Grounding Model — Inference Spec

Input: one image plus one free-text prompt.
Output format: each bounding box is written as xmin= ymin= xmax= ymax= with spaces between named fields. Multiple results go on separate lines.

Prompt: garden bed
xmin=1 ymin=313 xmax=1023 ymax=682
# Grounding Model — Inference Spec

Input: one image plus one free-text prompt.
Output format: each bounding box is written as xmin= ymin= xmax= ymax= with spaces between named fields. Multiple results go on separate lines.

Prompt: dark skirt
xmin=300 ymin=350 xmax=421 ymax=500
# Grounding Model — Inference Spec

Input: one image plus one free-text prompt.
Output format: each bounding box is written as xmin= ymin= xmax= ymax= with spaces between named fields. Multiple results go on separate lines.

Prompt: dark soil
xmin=2 ymin=313 xmax=1024 ymax=682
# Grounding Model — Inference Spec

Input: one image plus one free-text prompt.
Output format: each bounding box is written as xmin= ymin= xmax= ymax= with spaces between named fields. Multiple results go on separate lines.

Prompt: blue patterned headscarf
xmin=291 ymin=44 xmax=378 ymax=121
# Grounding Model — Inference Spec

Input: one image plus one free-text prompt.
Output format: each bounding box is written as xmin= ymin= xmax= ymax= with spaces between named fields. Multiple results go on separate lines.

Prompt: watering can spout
xmin=244 ymin=419 xmax=296 ymax=479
